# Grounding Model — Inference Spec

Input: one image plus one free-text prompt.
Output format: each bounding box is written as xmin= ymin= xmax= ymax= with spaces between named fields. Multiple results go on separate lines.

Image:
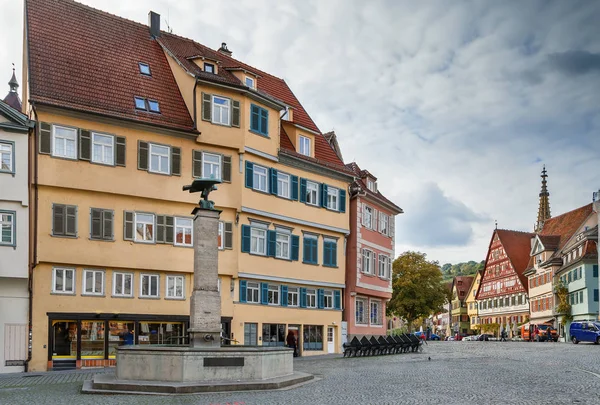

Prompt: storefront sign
xmin=5 ymin=360 xmax=25 ymax=366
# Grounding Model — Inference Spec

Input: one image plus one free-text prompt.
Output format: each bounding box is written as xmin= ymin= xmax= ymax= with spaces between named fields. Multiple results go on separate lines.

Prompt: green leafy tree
xmin=387 ymin=251 xmax=447 ymax=331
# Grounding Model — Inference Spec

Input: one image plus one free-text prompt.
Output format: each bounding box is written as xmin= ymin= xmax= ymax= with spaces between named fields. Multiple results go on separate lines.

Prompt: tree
xmin=387 ymin=251 xmax=448 ymax=331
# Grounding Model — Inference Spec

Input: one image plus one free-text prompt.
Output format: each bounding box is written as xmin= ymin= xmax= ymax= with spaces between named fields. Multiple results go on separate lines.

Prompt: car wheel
xmin=572 ymin=337 xmax=578 ymax=344
xmin=595 ymin=337 xmax=600 ymax=345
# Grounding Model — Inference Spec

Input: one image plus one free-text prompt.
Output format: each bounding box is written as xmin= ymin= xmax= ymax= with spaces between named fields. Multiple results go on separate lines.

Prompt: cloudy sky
xmin=1 ymin=0 xmax=599 ymax=264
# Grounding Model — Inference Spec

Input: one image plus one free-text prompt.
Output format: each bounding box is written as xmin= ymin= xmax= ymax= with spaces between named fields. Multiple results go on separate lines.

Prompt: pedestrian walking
xmin=286 ymin=331 xmax=298 ymax=357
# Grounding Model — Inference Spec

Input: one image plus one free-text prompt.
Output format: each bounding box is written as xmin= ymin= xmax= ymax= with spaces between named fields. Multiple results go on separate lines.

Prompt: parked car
xmin=477 ymin=334 xmax=493 ymax=341
xmin=414 ymin=331 xmax=441 ymax=341
xmin=462 ymin=335 xmax=477 ymax=341
xmin=521 ymin=323 xmax=558 ymax=342
xmin=446 ymin=336 xmax=455 ymax=341
xmin=570 ymin=321 xmax=600 ymax=344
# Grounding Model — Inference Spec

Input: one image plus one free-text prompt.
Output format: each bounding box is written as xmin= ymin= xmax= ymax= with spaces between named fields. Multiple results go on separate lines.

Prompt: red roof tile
xmin=25 ymin=0 xmax=194 ymax=132
xmin=346 ymin=161 xmax=402 ymax=213
xmin=453 ymin=276 xmax=474 ymax=299
xmin=496 ymin=229 xmax=536 ymax=288
xmin=538 ymin=203 xmax=593 ymax=251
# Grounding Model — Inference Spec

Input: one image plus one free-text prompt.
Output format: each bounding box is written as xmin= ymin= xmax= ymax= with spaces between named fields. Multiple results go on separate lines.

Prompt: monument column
xmin=188 ymin=208 xmax=222 ymax=348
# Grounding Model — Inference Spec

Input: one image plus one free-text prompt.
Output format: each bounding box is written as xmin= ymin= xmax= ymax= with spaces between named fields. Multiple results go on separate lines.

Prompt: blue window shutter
xmin=595 ymin=289 xmax=599 ymax=302
xmin=320 ymin=184 xmax=328 ymax=207
xmin=339 ymin=189 xmax=346 ymax=213
xmin=299 ymin=178 xmax=307 ymax=203
xmin=281 ymin=285 xmax=288 ymax=307
xmin=245 ymin=161 xmax=254 ymax=189
xmin=312 ymin=238 xmax=318 ymax=264
xmin=261 ymin=282 xmax=268 ymax=305
xmin=303 ymin=236 xmax=309 ymax=263
xmin=300 ymin=288 xmax=307 ymax=308
xmin=291 ymin=176 xmax=299 ymax=201
xmin=269 ymin=168 xmax=278 ymax=195
xmin=260 ymin=108 xmax=268 ymax=136
xmin=331 ymin=241 xmax=337 ymax=266
xmin=318 ymin=289 xmax=324 ymax=309
xmin=250 ymin=104 xmax=259 ymax=132
xmin=323 ymin=241 xmax=330 ymax=266
xmin=267 ymin=230 xmax=276 ymax=257
xmin=291 ymin=235 xmax=299 ymax=261
xmin=594 ymin=265 xmax=598 ymax=277
xmin=334 ymin=290 xmax=341 ymax=310
xmin=241 ymin=225 xmax=251 ymax=253
xmin=239 ymin=280 xmax=247 ymax=303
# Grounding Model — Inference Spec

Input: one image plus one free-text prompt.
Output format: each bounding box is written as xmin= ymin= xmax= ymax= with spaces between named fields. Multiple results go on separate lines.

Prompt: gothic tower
xmin=534 ymin=165 xmax=551 ymax=233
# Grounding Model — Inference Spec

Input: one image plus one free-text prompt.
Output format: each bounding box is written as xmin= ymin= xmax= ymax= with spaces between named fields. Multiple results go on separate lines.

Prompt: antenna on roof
xmin=164 ymin=8 xmax=173 ymax=34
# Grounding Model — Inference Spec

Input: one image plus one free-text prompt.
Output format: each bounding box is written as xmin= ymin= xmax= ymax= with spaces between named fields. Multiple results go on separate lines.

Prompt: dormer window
xmin=367 ymin=179 xmax=376 ymax=192
xmin=139 ymin=63 xmax=151 ymax=76
xmin=204 ymin=63 xmax=215 ymax=74
xmin=245 ymin=76 xmax=255 ymax=89
xmin=299 ymin=135 xmax=311 ymax=157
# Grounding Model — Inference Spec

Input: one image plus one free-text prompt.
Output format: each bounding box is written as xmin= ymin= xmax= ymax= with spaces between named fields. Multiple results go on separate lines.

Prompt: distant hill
xmin=441 ymin=260 xmax=485 ymax=281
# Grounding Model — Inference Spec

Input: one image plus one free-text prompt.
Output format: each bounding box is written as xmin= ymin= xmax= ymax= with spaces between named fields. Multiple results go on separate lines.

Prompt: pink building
xmin=344 ymin=163 xmax=403 ymax=336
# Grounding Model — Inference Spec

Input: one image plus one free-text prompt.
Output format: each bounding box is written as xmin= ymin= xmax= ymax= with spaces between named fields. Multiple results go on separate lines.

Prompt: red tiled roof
xmin=538 ymin=235 xmax=561 ymax=250
xmin=346 ymin=161 xmax=402 ymax=213
xmin=25 ymin=0 xmax=194 ymax=132
xmin=453 ymin=276 xmax=474 ymax=299
xmin=3 ymin=92 xmax=21 ymax=111
xmin=538 ymin=203 xmax=593 ymax=251
xmin=496 ymin=229 xmax=536 ymax=289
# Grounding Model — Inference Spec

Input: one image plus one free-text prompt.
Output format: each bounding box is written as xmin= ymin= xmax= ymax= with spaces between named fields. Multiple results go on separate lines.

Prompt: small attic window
xmin=139 ymin=63 xmax=151 ymax=76
xmin=148 ymin=100 xmax=160 ymax=113
xmin=204 ymin=63 xmax=215 ymax=74
xmin=367 ymin=179 xmax=376 ymax=192
xmin=134 ymin=97 xmax=147 ymax=110
xmin=245 ymin=76 xmax=255 ymax=89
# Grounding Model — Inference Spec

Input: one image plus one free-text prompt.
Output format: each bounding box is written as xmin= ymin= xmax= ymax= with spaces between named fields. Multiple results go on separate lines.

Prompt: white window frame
xmin=306 ymin=288 xmax=317 ymax=308
xmin=306 ymin=181 xmax=319 ymax=206
xmin=324 ymin=290 xmax=334 ymax=309
xmin=247 ymin=281 xmax=260 ymax=303
xmin=204 ymin=63 xmax=215 ymax=74
xmin=0 ymin=212 xmax=14 ymax=246
xmin=0 ymin=142 xmax=13 ymax=172
xmin=149 ymin=143 xmax=170 ymax=175
xmin=268 ymin=284 xmax=280 ymax=305
xmin=218 ymin=221 xmax=224 ymax=250
xmin=112 ymin=272 xmax=133 ymax=297
xmin=370 ymin=299 xmax=382 ymax=325
xmin=379 ymin=255 xmax=388 ymax=278
xmin=140 ymin=274 xmax=160 ymax=298
xmin=134 ymin=213 xmax=155 ymax=243
xmin=212 ymin=95 xmax=231 ymax=126
xmin=91 ymin=132 xmax=114 ymax=165
xmin=52 ymin=267 xmax=75 ymax=294
xmin=52 ymin=125 xmax=78 ymax=159
xmin=277 ymin=172 xmax=290 ymax=199
xmin=276 ymin=232 xmax=290 ymax=260
xmin=174 ymin=217 xmax=193 ymax=247
xmin=82 ymin=269 xmax=104 ymax=296
xmin=202 ymin=152 xmax=221 ymax=180
xmin=379 ymin=213 xmax=388 ymax=236
xmin=327 ymin=187 xmax=339 ymax=211
xmin=367 ymin=179 xmax=375 ymax=192
xmin=253 ymin=164 xmax=268 ymax=193
xmin=166 ymin=275 xmax=185 ymax=299
xmin=287 ymin=286 xmax=299 ymax=307
xmin=356 ymin=297 xmax=367 ymax=325
xmin=245 ymin=76 xmax=255 ymax=89
xmin=299 ymin=135 xmax=311 ymax=156
xmin=363 ymin=205 xmax=373 ymax=229
xmin=362 ymin=249 xmax=374 ymax=274
xmin=250 ymin=227 xmax=267 ymax=255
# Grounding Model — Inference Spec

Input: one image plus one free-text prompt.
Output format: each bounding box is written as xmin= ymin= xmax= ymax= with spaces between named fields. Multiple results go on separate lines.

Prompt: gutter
xmin=192 ymin=79 xmax=198 ymax=130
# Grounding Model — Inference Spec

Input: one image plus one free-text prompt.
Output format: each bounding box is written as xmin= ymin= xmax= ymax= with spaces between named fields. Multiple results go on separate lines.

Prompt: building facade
xmin=450 ymin=276 xmax=473 ymax=335
xmin=24 ymin=0 xmax=356 ymax=371
xmin=0 ymin=74 xmax=34 ymax=373
xmin=344 ymin=163 xmax=402 ymax=337
xmin=466 ymin=271 xmax=482 ymax=333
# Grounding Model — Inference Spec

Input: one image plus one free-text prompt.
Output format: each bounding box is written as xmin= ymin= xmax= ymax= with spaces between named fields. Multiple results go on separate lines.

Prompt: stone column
xmin=189 ymin=208 xmax=222 ymax=348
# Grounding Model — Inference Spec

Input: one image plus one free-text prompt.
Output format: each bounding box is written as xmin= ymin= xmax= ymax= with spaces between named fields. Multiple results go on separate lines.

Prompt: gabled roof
xmin=452 ymin=276 xmax=474 ymax=300
xmin=538 ymin=203 xmax=594 ymax=252
xmin=25 ymin=0 xmax=195 ymax=132
xmin=0 ymin=99 xmax=34 ymax=132
xmin=346 ymin=161 xmax=403 ymax=214
xmin=496 ymin=229 xmax=536 ymax=288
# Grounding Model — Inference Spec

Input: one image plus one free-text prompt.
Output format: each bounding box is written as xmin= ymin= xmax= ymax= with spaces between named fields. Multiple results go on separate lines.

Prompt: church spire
xmin=535 ymin=165 xmax=551 ymax=233
xmin=3 ymin=64 xmax=22 ymax=111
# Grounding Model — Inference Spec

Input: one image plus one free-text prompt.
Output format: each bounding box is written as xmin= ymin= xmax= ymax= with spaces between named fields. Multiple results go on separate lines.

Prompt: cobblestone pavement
xmin=2 ymin=342 xmax=600 ymax=404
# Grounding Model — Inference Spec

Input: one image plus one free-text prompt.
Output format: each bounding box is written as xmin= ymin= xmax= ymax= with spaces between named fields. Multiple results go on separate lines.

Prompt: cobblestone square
xmin=2 ymin=342 xmax=600 ymax=404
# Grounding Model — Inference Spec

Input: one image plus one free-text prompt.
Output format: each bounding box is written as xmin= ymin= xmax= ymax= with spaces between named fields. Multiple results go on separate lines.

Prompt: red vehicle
xmin=521 ymin=323 xmax=558 ymax=342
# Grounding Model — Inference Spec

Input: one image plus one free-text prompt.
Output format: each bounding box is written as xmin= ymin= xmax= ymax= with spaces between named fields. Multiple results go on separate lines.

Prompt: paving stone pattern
xmin=2 ymin=342 xmax=600 ymax=404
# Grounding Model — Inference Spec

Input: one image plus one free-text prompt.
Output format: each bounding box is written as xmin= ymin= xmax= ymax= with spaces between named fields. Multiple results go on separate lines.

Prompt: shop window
xmin=303 ymin=325 xmax=323 ymax=351
xmin=244 ymin=323 xmax=258 ymax=346
xmin=108 ymin=321 xmax=135 ymax=358
xmin=51 ymin=321 xmax=77 ymax=359
xmin=81 ymin=321 xmax=105 ymax=359
xmin=138 ymin=322 xmax=186 ymax=345
xmin=262 ymin=324 xmax=285 ymax=347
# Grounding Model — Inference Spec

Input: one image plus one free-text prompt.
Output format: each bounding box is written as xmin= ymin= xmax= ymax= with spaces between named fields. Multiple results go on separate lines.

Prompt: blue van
xmin=570 ymin=322 xmax=600 ymax=344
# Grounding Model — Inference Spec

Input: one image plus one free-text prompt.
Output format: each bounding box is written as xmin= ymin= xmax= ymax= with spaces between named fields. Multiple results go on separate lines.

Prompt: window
xmin=252 ymin=164 xmax=268 ymax=192
xmin=202 ymin=152 xmax=221 ymax=180
xmin=149 ymin=143 xmax=170 ymax=174
xmin=166 ymin=275 xmax=185 ymax=299
xmin=356 ymin=298 xmax=367 ymax=324
xmin=303 ymin=325 xmax=323 ymax=351
xmin=277 ymin=172 xmax=290 ymax=198
xmin=90 ymin=133 xmax=114 ymax=165
xmin=379 ymin=255 xmax=389 ymax=278
xmin=262 ymin=324 xmax=285 ymax=347
xmin=139 ymin=62 xmax=151 ymax=75
xmin=276 ymin=232 xmax=290 ymax=259
xmin=204 ymin=63 xmax=215 ymax=74
xmin=594 ymin=265 xmax=599 ymax=278
xmin=0 ymin=211 xmax=15 ymax=246
xmin=288 ymin=286 xmax=299 ymax=307
xmin=323 ymin=238 xmax=337 ymax=267
xmin=52 ymin=125 xmax=77 ymax=159
xmin=327 ymin=187 xmax=339 ymax=210
xmin=323 ymin=290 xmax=334 ymax=309
xmin=212 ymin=96 xmax=230 ymax=125
xmin=135 ymin=213 xmax=155 ymax=243
xmin=90 ymin=208 xmax=113 ymax=241
xmin=250 ymin=104 xmax=268 ymax=136
xmin=594 ymin=289 xmax=599 ymax=302
xmin=0 ymin=142 xmax=13 ymax=172
xmin=140 ymin=274 xmax=159 ymax=298
xmin=113 ymin=272 xmax=133 ymax=297
xmin=52 ymin=204 xmax=77 ymax=237
xmin=306 ymin=181 xmax=319 ymax=206
xmin=363 ymin=205 xmax=373 ymax=228
xmin=147 ymin=100 xmax=160 ymax=113
xmin=250 ymin=228 xmax=267 ymax=255
xmin=379 ymin=213 xmax=389 ymax=235
xmin=245 ymin=76 xmax=255 ymax=89
xmin=246 ymin=281 xmax=259 ymax=303
xmin=83 ymin=270 xmax=104 ymax=295
xmin=362 ymin=249 xmax=374 ymax=274
xmin=299 ymin=135 xmax=311 ymax=156
xmin=367 ymin=179 xmax=376 ymax=192
xmin=306 ymin=288 xmax=317 ymax=308
xmin=303 ymin=234 xmax=318 ymax=264
xmin=174 ymin=217 xmax=193 ymax=247
xmin=244 ymin=323 xmax=258 ymax=346
xmin=53 ymin=268 xmax=75 ymax=294
xmin=579 ymin=290 xmax=583 ymax=303
xmin=134 ymin=97 xmax=147 ymax=110
xmin=218 ymin=221 xmax=224 ymax=249
xmin=268 ymin=284 xmax=280 ymax=305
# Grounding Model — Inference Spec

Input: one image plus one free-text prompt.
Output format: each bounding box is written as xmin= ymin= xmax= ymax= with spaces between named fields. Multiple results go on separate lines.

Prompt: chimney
xmin=148 ymin=11 xmax=161 ymax=38
xmin=218 ymin=42 xmax=232 ymax=57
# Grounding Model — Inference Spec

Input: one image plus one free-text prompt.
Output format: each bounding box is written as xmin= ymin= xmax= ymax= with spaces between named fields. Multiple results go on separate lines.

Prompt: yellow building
xmin=466 ymin=271 xmax=482 ymax=333
xmin=24 ymin=0 xmax=353 ymax=371
xmin=450 ymin=276 xmax=474 ymax=336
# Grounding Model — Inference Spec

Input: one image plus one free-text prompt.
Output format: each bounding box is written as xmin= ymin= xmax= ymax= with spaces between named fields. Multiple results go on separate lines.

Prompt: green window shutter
xmin=281 ymin=285 xmax=288 ymax=307
xmin=202 ymin=93 xmax=212 ymax=121
xmin=331 ymin=241 xmax=337 ymax=266
xmin=320 ymin=184 xmax=327 ymax=207
xmin=291 ymin=235 xmax=299 ymax=261
xmin=312 ymin=239 xmax=318 ymax=264
xmin=138 ymin=141 xmax=148 ymax=170
xmin=115 ymin=136 xmax=126 ymax=166
xmin=192 ymin=150 xmax=203 ymax=178
xmin=260 ymin=108 xmax=268 ymax=136
xmin=156 ymin=215 xmax=165 ymax=243
xmin=594 ymin=265 xmax=598 ymax=277
xmin=339 ymin=189 xmax=346 ymax=213
xmin=232 ymin=100 xmax=240 ymax=127
xmin=65 ymin=206 xmax=77 ymax=236
xmin=303 ymin=236 xmax=309 ymax=263
xmin=103 ymin=210 xmax=113 ymax=240
xmin=241 ymin=225 xmax=251 ymax=253
xmin=250 ymin=104 xmax=259 ymax=132
xmin=291 ymin=176 xmax=299 ymax=201
xmin=224 ymin=222 xmax=233 ymax=249
xmin=300 ymin=288 xmax=307 ymax=308
xmin=79 ymin=129 xmax=91 ymax=161
xmin=39 ymin=122 xmax=52 ymax=154
xmin=323 ymin=241 xmax=330 ymax=266
xmin=165 ymin=216 xmax=174 ymax=244
xmin=269 ymin=168 xmax=278 ymax=195
xmin=245 ymin=161 xmax=253 ymax=189
xmin=239 ymin=280 xmax=247 ymax=303
xmin=123 ymin=211 xmax=134 ymax=240
xmin=318 ymin=289 xmax=324 ymax=309
xmin=222 ymin=155 xmax=232 ymax=182
xmin=261 ymin=282 xmax=268 ymax=305
xmin=267 ymin=230 xmax=276 ymax=257
xmin=334 ymin=290 xmax=341 ymax=310
xmin=53 ymin=204 xmax=65 ymax=235
xmin=90 ymin=208 xmax=102 ymax=239
xmin=299 ymin=178 xmax=307 ymax=203
xmin=171 ymin=147 xmax=181 ymax=176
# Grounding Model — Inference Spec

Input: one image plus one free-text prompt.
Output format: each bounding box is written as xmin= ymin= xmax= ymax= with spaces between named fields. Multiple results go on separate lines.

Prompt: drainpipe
xmin=192 ymin=78 xmax=198 ymax=130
